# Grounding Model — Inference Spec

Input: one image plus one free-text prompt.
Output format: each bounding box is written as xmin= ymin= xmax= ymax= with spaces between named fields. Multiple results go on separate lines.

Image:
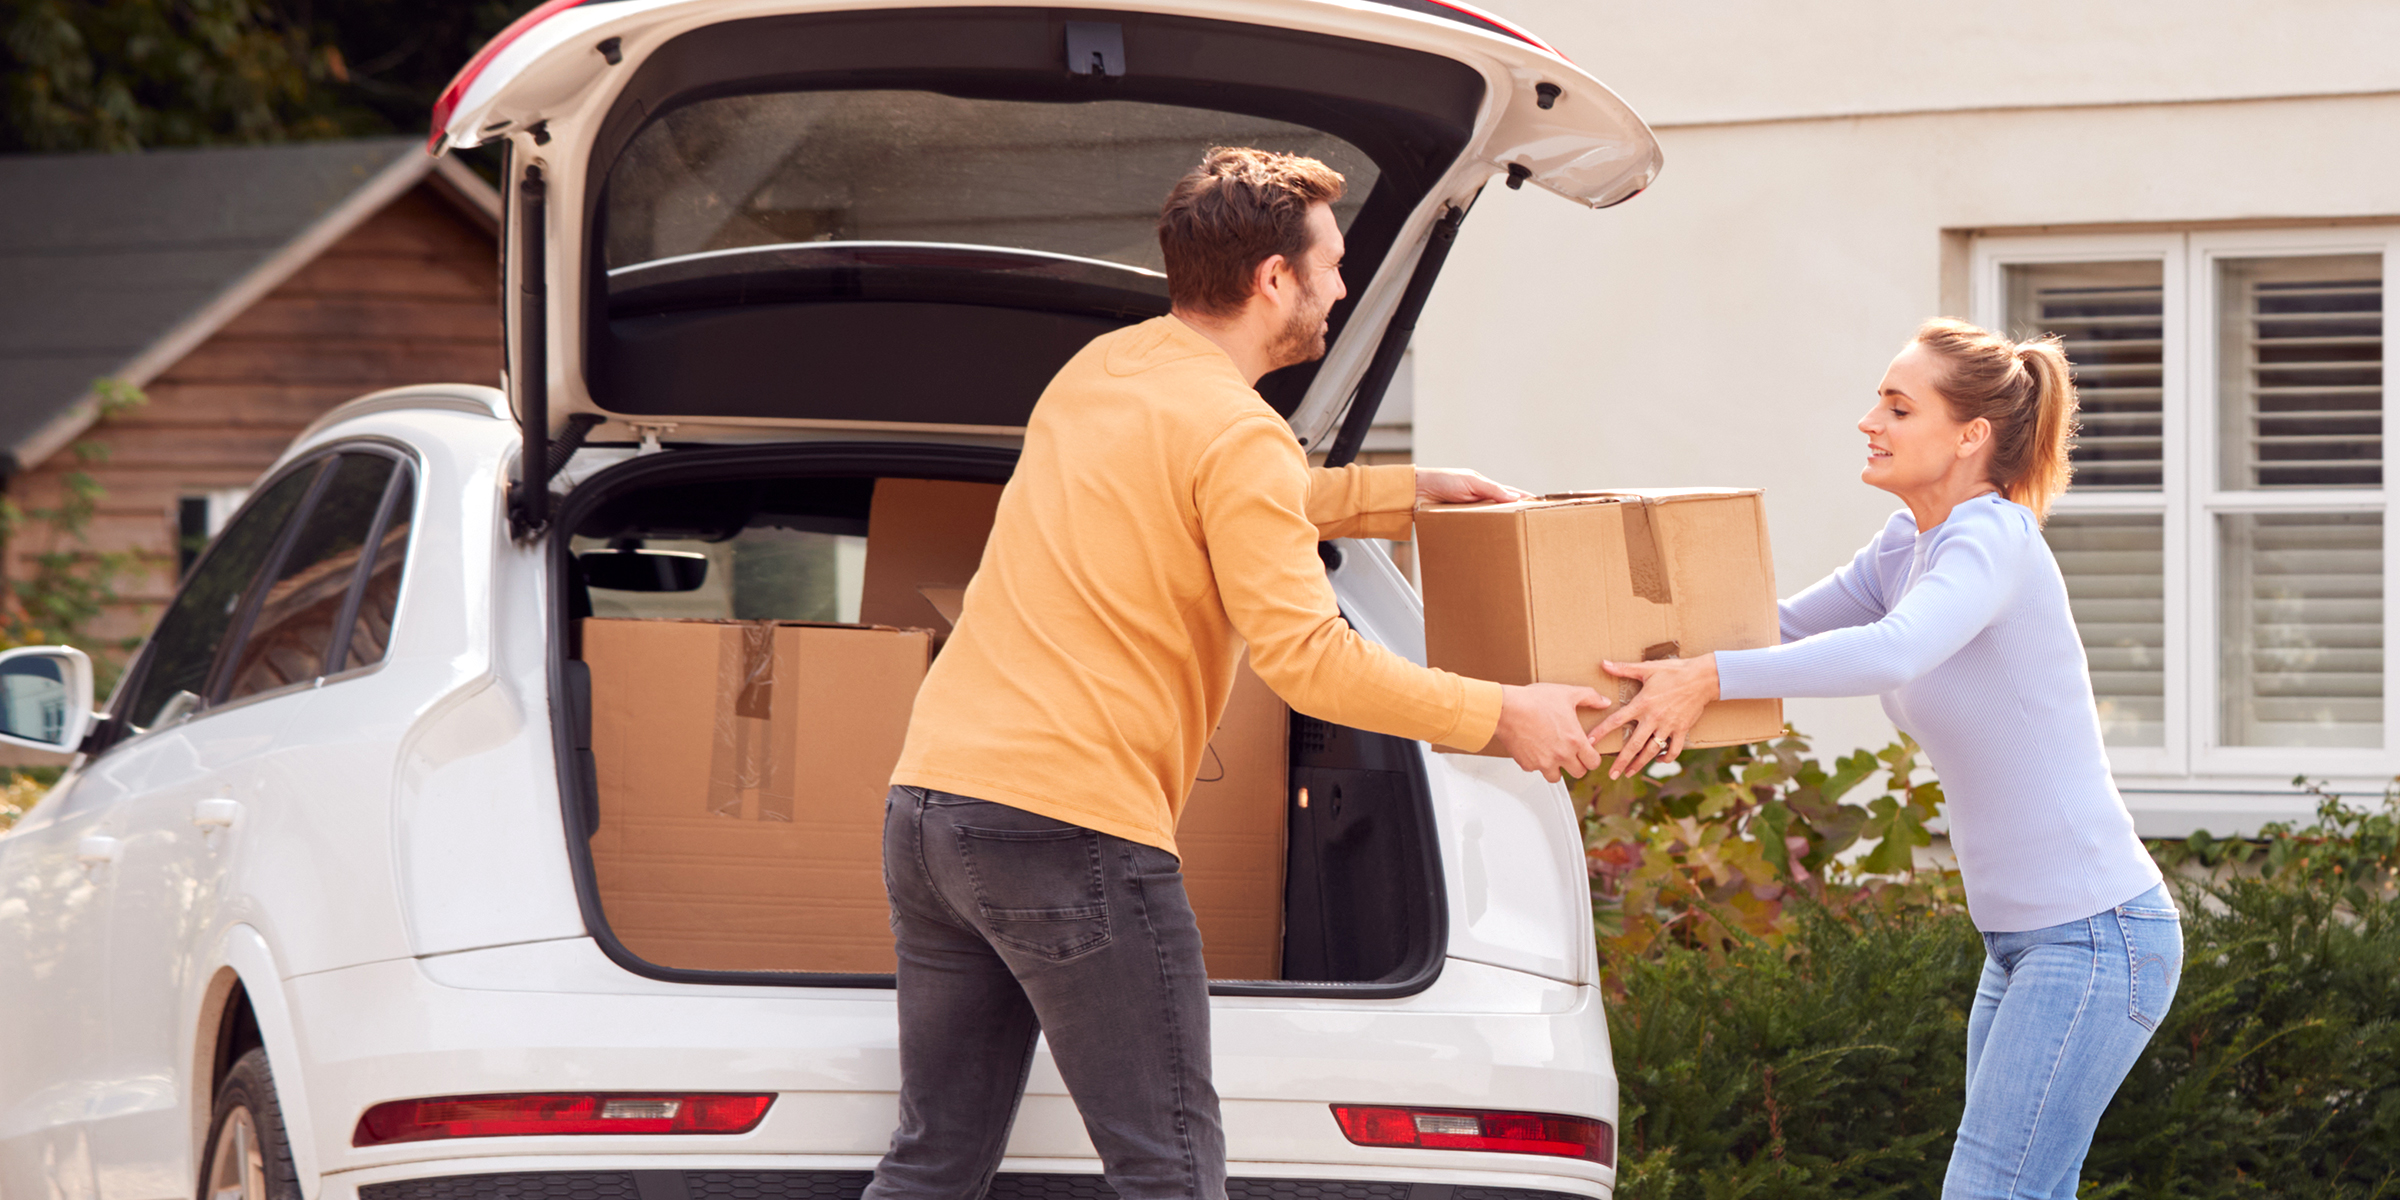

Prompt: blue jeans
xmin=864 ymin=786 xmax=1223 ymax=1200
xmin=1944 ymin=882 xmax=2183 ymax=1199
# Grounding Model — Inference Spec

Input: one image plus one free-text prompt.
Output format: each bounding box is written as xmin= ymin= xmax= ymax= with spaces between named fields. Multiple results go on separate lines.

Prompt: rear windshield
xmin=603 ymin=89 xmax=1378 ymax=303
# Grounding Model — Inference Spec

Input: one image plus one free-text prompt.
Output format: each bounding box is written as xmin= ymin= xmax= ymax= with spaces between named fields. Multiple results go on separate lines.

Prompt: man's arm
xmin=1305 ymin=465 xmax=1530 ymax=541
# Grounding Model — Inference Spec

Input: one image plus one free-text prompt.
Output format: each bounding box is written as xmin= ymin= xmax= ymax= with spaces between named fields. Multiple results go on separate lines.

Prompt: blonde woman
xmin=1596 ymin=319 xmax=2182 ymax=1199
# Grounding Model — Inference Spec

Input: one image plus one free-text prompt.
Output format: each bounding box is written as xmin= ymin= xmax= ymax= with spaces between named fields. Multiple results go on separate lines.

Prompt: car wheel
xmin=197 ymin=1048 xmax=302 ymax=1200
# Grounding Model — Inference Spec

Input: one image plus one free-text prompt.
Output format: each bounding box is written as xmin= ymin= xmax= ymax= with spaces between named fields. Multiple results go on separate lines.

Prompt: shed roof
xmin=0 ymin=137 xmax=497 ymax=472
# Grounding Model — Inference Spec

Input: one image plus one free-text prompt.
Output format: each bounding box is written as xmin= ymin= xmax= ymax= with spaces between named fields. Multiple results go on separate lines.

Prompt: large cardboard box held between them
xmin=585 ymin=617 xmax=930 ymax=974
xmin=1418 ymin=489 xmax=1784 ymax=755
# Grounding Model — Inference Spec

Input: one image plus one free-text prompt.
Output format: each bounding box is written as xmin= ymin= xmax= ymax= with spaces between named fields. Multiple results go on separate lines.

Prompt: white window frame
xmin=1972 ymin=225 xmax=2400 ymax=809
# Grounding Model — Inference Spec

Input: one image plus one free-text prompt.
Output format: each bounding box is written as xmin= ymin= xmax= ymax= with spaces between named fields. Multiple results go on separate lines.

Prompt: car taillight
xmin=353 ymin=1093 xmax=773 ymax=1146
xmin=426 ymin=0 xmax=590 ymax=153
xmin=1330 ymin=1104 xmax=1613 ymax=1166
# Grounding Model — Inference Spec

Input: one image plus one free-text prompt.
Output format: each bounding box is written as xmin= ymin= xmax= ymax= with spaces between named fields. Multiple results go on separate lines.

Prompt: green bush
xmin=1580 ymin=742 xmax=2400 ymax=1199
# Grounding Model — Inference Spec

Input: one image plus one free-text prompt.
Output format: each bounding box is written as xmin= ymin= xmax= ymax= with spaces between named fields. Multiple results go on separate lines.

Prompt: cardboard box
xmin=860 ymin=478 xmax=1004 ymax=638
xmin=1417 ymin=489 xmax=1784 ymax=754
xmin=1173 ymin=657 xmax=1289 ymax=980
xmin=584 ymin=617 xmax=931 ymax=974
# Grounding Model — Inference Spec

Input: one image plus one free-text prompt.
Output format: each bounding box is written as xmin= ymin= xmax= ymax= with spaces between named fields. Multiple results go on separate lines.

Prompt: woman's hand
xmin=1590 ymin=653 xmax=1721 ymax=779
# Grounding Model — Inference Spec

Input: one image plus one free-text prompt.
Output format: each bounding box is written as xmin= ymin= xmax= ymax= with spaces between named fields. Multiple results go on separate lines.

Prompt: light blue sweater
xmin=1715 ymin=494 xmax=2162 ymax=932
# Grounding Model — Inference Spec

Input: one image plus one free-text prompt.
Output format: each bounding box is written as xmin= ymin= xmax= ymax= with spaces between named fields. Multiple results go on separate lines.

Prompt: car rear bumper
xmin=341 ymin=1165 xmax=1605 ymax=1200
xmin=289 ymin=941 xmax=1615 ymax=1195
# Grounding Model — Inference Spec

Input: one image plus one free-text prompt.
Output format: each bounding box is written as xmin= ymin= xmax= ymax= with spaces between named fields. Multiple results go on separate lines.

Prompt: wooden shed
xmin=0 ymin=138 xmax=502 ymax=651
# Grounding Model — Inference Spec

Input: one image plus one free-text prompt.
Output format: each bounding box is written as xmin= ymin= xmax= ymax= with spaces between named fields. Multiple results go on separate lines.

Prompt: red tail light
xmin=426 ymin=0 xmax=590 ymax=153
xmin=354 ymin=1093 xmax=773 ymax=1146
xmin=1331 ymin=1104 xmax=1613 ymax=1166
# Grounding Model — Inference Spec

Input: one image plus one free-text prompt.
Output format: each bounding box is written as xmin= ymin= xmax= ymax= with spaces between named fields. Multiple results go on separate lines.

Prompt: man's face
xmin=1268 ymin=203 xmax=1347 ymax=370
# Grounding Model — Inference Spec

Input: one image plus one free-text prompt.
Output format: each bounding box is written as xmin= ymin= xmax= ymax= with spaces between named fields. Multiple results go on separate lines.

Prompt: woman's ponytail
xmin=1910 ymin=318 xmax=2082 ymax=523
xmin=2009 ymin=336 xmax=2078 ymax=521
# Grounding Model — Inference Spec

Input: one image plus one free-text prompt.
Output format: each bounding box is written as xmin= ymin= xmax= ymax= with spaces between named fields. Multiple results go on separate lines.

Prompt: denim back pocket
xmin=2114 ymin=902 xmax=2184 ymax=1031
xmin=954 ymin=824 xmax=1113 ymax=962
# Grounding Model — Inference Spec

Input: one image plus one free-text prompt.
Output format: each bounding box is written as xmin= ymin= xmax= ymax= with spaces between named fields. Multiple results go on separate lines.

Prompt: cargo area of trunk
xmin=550 ymin=448 xmax=1443 ymax=992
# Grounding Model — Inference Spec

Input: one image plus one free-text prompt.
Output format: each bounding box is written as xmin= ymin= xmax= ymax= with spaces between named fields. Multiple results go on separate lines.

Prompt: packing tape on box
xmin=706 ymin=621 xmax=796 ymax=821
xmin=1619 ymin=497 xmax=1673 ymax=605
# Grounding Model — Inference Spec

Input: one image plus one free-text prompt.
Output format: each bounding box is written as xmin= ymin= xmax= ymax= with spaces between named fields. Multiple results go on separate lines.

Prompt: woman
xmin=1595 ymin=319 xmax=2182 ymax=1199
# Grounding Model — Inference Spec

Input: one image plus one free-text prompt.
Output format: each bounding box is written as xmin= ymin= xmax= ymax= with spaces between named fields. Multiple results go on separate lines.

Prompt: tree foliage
xmin=1 ymin=0 xmax=541 ymax=152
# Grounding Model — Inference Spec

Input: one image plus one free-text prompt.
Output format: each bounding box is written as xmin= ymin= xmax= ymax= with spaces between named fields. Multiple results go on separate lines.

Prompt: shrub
xmin=1579 ymin=741 xmax=2400 ymax=1199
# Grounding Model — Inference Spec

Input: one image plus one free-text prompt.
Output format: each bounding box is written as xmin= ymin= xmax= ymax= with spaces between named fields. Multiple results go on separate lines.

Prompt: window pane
xmin=603 ymin=90 xmax=1375 ymax=305
xmin=2005 ymin=260 xmax=2165 ymax=490
xmin=122 ymin=465 xmax=319 ymax=730
xmin=2218 ymin=511 xmax=2383 ymax=747
xmin=2046 ymin=514 xmax=2165 ymax=747
xmin=2218 ymin=254 xmax=2383 ymax=489
xmin=223 ymin=454 xmax=397 ymax=701
xmin=337 ymin=473 xmax=414 ymax=671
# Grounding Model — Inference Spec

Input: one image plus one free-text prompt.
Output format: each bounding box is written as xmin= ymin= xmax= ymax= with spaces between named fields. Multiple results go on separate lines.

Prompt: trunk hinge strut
xmin=508 ymin=162 xmax=551 ymax=540
xmin=1321 ymin=203 xmax=1470 ymax=469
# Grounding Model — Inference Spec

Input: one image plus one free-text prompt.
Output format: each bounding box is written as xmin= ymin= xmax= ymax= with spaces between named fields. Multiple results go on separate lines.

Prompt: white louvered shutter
xmin=2218 ymin=512 xmax=2383 ymax=748
xmin=2213 ymin=253 xmax=2384 ymax=748
xmin=2046 ymin=515 xmax=2167 ymax=746
xmin=2217 ymin=254 xmax=2383 ymax=490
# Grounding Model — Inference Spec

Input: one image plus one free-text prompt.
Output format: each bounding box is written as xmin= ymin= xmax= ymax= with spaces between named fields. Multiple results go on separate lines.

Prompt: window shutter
xmin=2006 ymin=261 xmax=2166 ymax=490
xmin=2046 ymin=514 xmax=2166 ymax=746
xmin=2218 ymin=254 xmax=2383 ymax=490
xmin=2218 ymin=511 xmax=2383 ymax=748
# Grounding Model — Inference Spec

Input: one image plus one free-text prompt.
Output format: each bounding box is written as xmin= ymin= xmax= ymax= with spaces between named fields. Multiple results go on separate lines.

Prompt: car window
xmin=120 ymin=463 xmax=320 ymax=732
xmin=222 ymin=453 xmax=400 ymax=702
xmin=603 ymin=89 xmax=1376 ymax=291
xmin=331 ymin=471 xmax=414 ymax=672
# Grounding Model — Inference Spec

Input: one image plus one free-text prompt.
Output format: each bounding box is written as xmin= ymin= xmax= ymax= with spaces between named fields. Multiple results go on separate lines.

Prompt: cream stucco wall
xmin=1409 ymin=1 xmax=2400 ymax=826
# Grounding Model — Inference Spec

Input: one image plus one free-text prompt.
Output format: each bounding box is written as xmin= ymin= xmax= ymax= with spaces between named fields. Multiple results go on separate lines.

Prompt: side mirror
xmin=0 ymin=646 xmax=95 ymax=754
xmin=578 ymin=548 xmax=708 ymax=593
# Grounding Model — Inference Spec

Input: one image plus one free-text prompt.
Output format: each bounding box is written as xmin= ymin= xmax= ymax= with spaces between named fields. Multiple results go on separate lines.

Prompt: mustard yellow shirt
xmin=891 ymin=316 xmax=1506 ymax=855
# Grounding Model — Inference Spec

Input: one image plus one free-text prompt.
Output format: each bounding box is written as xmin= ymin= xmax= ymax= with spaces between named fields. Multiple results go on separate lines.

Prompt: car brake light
xmin=353 ymin=1093 xmax=773 ymax=1146
xmin=426 ymin=0 xmax=591 ymax=153
xmin=1330 ymin=1104 xmax=1613 ymax=1166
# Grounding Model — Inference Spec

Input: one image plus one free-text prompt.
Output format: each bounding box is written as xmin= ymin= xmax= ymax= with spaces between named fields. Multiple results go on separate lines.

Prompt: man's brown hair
xmin=1156 ymin=147 xmax=1345 ymax=318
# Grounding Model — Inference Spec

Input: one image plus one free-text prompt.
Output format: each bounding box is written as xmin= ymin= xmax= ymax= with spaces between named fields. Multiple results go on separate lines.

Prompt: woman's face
xmin=1859 ymin=342 xmax=1982 ymax=495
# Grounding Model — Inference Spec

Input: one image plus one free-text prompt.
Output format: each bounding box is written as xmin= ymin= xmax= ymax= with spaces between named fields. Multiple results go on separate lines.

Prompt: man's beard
xmin=1267 ymin=278 xmax=1333 ymax=370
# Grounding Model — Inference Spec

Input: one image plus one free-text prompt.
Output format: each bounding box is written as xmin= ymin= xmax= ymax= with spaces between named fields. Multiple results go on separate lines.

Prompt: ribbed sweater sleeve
xmin=1776 ymin=529 xmax=1890 ymax=641
xmin=1196 ymin=415 xmax=1503 ymax=751
xmin=1306 ymin=463 xmax=1419 ymax=541
xmin=1717 ymin=512 xmax=2027 ymax=700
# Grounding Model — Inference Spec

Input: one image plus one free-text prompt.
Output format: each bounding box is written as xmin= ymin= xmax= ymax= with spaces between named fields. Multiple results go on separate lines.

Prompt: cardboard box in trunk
xmin=584 ymin=617 xmax=930 ymax=974
xmin=1418 ymin=489 xmax=1784 ymax=754
xmin=586 ymin=473 xmax=1296 ymax=981
xmin=1174 ymin=657 xmax=1289 ymax=981
xmin=859 ymin=478 xmax=1004 ymax=640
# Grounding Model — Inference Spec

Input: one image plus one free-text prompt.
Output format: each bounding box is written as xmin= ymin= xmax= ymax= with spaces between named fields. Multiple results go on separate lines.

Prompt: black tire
xmin=196 ymin=1048 xmax=303 ymax=1200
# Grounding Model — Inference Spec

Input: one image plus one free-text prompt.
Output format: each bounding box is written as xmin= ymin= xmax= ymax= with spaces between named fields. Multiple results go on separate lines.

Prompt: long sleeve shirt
xmin=891 ymin=316 xmax=1504 ymax=856
xmin=1714 ymin=494 xmax=2161 ymax=931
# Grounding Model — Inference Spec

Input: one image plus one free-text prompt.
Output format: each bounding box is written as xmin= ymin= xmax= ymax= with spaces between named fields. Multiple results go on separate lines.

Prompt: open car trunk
xmin=550 ymin=446 xmax=1444 ymax=994
xmin=427 ymin=0 xmax=1657 ymax=523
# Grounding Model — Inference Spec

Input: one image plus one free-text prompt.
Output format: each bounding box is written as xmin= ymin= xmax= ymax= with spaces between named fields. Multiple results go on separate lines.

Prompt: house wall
xmin=1412 ymin=1 xmax=2400 ymax=833
xmin=3 ymin=183 xmax=500 ymax=656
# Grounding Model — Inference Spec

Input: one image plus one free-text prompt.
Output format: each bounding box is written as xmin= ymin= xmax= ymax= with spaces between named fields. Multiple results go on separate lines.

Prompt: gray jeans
xmin=863 ymin=786 xmax=1225 ymax=1200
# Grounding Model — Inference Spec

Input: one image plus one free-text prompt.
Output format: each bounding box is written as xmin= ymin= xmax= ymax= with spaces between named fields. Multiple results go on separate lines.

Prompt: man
xmin=868 ymin=148 xmax=1609 ymax=1200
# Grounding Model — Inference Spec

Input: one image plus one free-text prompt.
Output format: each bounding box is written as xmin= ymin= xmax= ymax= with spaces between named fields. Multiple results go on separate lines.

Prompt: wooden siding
xmin=4 ymin=183 xmax=500 ymax=650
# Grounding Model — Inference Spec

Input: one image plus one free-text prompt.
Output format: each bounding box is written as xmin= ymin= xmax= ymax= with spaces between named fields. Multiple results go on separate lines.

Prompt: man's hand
xmin=1416 ymin=467 xmax=1533 ymax=506
xmin=1589 ymin=653 xmax=1720 ymax=779
xmin=1490 ymin=683 xmax=1610 ymax=782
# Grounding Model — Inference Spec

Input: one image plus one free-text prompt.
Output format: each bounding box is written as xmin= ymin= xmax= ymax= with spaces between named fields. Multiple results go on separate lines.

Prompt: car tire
xmin=196 ymin=1048 xmax=302 ymax=1200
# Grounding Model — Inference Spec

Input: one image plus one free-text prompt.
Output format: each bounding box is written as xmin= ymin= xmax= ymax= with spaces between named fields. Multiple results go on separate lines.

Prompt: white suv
xmin=0 ymin=4 xmax=1661 ymax=1200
